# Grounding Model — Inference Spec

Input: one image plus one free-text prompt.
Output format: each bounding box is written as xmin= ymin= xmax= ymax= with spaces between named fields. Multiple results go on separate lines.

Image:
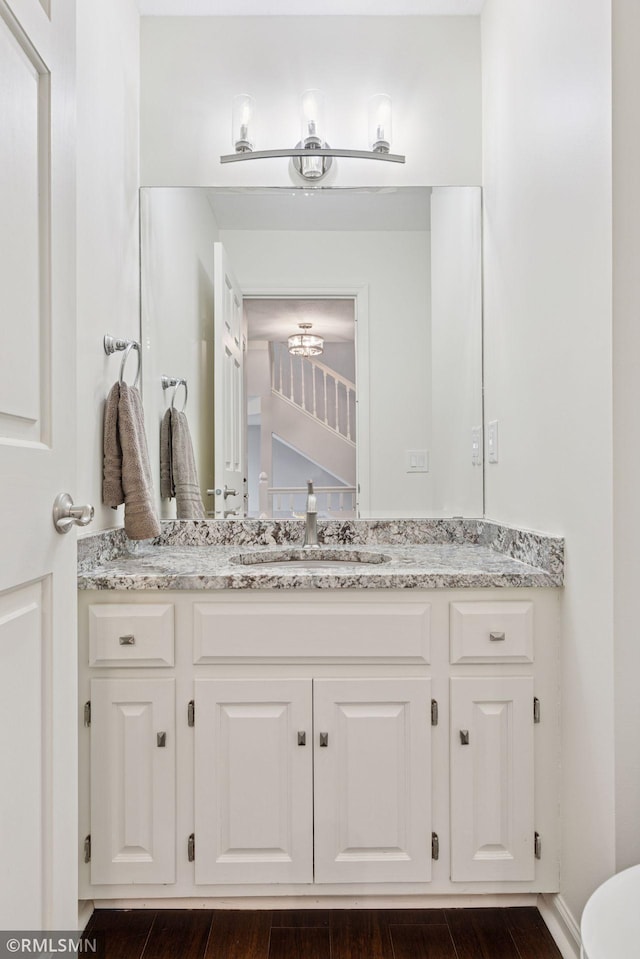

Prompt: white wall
xmin=221 ymin=229 xmax=432 ymax=517
xmin=612 ymin=0 xmax=640 ymax=873
xmin=141 ymin=189 xmax=219 ymax=516
xmin=430 ymin=187 xmax=483 ymax=516
xmin=140 ymin=16 xmax=481 ymax=188
xmin=481 ymin=0 xmax=614 ymax=929
xmin=76 ymin=0 xmax=141 ymax=532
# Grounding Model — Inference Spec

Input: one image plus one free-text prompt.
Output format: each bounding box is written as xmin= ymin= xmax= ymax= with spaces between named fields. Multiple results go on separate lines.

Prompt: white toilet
xmin=581 ymin=864 xmax=640 ymax=959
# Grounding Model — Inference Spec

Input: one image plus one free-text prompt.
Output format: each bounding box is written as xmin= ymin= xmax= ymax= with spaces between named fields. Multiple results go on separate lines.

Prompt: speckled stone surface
xmin=77 ymin=538 xmax=563 ymax=591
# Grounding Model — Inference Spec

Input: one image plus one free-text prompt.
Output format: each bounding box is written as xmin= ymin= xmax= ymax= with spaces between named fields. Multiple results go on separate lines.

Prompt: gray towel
xmin=160 ymin=407 xmax=205 ymax=520
xmin=103 ymin=382 xmax=161 ymax=540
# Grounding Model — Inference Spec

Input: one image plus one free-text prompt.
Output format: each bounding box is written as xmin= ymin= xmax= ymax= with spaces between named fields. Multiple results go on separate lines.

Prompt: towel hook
xmin=104 ymin=334 xmax=141 ymax=389
xmin=161 ymin=375 xmax=188 ymax=413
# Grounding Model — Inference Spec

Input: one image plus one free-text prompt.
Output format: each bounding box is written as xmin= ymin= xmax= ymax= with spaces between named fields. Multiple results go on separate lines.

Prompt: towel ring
xmin=104 ymin=334 xmax=141 ymax=389
xmin=161 ymin=375 xmax=188 ymax=412
xmin=119 ymin=341 xmax=141 ymax=388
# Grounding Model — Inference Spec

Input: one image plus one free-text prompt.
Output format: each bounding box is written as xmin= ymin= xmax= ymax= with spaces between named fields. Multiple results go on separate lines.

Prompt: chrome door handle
xmin=52 ymin=493 xmax=94 ymax=534
xmin=206 ymin=486 xmax=238 ymax=499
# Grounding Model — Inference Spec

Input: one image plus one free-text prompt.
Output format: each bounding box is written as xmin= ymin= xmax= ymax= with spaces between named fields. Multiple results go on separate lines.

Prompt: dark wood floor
xmin=85 ymin=907 xmax=563 ymax=959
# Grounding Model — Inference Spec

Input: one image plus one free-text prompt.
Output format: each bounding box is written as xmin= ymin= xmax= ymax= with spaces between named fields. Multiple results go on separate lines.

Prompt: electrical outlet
xmin=406 ymin=450 xmax=429 ymax=473
xmin=487 ymin=420 xmax=499 ymax=463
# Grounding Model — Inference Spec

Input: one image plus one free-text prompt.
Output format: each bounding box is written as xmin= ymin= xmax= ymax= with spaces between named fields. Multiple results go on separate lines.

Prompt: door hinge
xmin=431 ymin=699 xmax=439 ymax=726
xmin=83 ymin=701 xmax=91 ymax=727
xmin=431 ymin=832 xmax=440 ymax=861
xmin=188 ymin=833 xmax=195 ymax=862
xmin=188 ymin=700 xmax=195 ymax=727
xmin=534 ymin=831 xmax=542 ymax=859
xmin=533 ymin=697 xmax=541 ymax=724
xmin=83 ymin=835 xmax=91 ymax=864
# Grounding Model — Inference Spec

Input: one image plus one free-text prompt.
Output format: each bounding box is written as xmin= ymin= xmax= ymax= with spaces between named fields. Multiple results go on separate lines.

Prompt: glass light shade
xmin=368 ymin=94 xmax=392 ymax=153
xmin=301 ymin=89 xmax=325 ymax=146
xmin=232 ymin=94 xmax=255 ymax=153
xmin=287 ymin=332 xmax=324 ymax=357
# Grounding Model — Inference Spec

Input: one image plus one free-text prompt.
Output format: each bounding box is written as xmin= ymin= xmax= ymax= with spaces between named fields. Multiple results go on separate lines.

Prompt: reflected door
xmin=0 ymin=0 xmax=77 ymax=929
xmin=213 ymin=243 xmax=246 ymax=517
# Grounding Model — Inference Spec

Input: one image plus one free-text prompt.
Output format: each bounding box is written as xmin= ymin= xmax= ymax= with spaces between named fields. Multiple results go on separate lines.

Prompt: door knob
xmin=52 ymin=493 xmax=94 ymax=534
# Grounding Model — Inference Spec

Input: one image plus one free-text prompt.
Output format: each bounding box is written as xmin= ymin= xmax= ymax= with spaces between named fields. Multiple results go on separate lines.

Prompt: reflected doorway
xmin=245 ymin=297 xmax=357 ymax=519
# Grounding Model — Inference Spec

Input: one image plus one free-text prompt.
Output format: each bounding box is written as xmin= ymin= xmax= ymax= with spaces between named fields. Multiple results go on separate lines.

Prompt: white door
xmin=89 ymin=678 xmax=176 ymax=885
xmin=313 ymin=678 xmax=432 ymax=884
xmin=0 ymin=0 xmax=78 ymax=929
xmin=450 ymin=676 xmax=535 ymax=881
xmin=213 ymin=243 xmax=246 ymax=517
xmin=194 ymin=678 xmax=313 ymax=884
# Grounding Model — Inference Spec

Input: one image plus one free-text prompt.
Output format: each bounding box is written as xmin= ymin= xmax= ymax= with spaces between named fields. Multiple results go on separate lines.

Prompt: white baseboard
xmin=94 ymin=893 xmax=538 ymax=910
xmin=77 ymin=899 xmax=94 ymax=931
xmin=538 ymin=893 xmax=581 ymax=959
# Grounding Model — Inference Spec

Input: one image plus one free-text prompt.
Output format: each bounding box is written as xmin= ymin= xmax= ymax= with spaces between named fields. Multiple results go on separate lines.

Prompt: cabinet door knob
xmin=297 ymin=731 xmax=306 ymax=746
xmin=319 ymin=732 xmax=329 ymax=747
xmin=157 ymin=732 xmax=167 ymax=748
xmin=459 ymin=729 xmax=470 ymax=745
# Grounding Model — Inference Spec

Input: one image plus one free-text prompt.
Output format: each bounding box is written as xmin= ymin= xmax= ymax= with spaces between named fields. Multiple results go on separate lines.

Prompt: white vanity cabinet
xmin=89 ymin=677 xmax=176 ymax=886
xmin=193 ymin=677 xmax=432 ymax=886
xmin=78 ymin=588 xmax=560 ymax=904
xmin=449 ymin=676 xmax=535 ymax=882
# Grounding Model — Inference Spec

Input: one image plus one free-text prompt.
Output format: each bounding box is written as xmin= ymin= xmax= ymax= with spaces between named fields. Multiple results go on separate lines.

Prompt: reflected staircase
xmin=265 ymin=343 xmax=357 ymax=516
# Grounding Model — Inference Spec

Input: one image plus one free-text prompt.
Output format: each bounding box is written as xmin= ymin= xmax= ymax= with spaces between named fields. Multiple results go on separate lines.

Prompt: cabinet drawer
xmin=88 ymin=604 xmax=174 ymax=667
xmin=450 ymin=601 xmax=533 ymax=663
xmin=193 ymin=602 xmax=430 ymax=663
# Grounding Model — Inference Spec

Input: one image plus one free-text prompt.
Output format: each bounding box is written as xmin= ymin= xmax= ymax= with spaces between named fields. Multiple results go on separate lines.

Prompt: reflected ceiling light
xmin=222 ymin=90 xmax=405 ymax=182
xmin=287 ymin=322 xmax=324 ymax=357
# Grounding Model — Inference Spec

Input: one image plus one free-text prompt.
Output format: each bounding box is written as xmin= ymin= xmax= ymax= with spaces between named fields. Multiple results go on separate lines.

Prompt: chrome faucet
xmin=303 ymin=480 xmax=319 ymax=548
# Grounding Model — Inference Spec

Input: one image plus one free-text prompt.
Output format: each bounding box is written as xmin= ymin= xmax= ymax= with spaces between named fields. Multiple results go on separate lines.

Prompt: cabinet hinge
xmin=83 ymin=835 xmax=91 ymax=864
xmin=188 ymin=833 xmax=195 ymax=862
xmin=83 ymin=701 xmax=91 ymax=727
xmin=431 ymin=699 xmax=439 ymax=726
xmin=533 ymin=697 xmax=541 ymax=724
xmin=431 ymin=832 xmax=440 ymax=860
xmin=188 ymin=700 xmax=195 ymax=727
xmin=534 ymin=831 xmax=542 ymax=859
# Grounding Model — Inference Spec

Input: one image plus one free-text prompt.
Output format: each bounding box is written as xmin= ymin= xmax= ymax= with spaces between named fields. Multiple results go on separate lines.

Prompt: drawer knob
xmin=119 ymin=635 xmax=135 ymax=646
xmin=460 ymin=729 xmax=470 ymax=745
xmin=489 ymin=631 xmax=505 ymax=642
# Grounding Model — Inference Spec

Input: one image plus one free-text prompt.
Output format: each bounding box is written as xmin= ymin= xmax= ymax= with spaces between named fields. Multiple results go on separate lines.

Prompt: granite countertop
xmin=77 ymin=539 xmax=562 ymax=591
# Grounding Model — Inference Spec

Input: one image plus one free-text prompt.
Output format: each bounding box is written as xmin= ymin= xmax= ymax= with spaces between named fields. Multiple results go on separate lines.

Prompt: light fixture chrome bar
xmin=220 ymin=147 xmax=405 ymax=164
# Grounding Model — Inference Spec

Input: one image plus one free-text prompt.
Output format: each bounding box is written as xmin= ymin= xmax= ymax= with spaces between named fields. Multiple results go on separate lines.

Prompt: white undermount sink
xmin=231 ymin=548 xmax=391 ymax=568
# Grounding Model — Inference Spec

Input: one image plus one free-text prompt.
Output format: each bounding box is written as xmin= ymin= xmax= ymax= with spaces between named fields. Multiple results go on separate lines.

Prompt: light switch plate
xmin=471 ymin=426 xmax=482 ymax=466
xmin=487 ymin=420 xmax=499 ymax=463
xmin=406 ymin=450 xmax=429 ymax=473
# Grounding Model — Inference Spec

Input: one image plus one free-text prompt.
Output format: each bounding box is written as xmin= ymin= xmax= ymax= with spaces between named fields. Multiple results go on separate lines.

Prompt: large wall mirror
xmin=140 ymin=186 xmax=483 ymax=520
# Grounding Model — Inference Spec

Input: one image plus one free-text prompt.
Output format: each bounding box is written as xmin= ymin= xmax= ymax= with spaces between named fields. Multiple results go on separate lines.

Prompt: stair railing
xmin=270 ymin=342 xmax=356 ymax=445
xmin=267 ymin=484 xmax=357 ymax=517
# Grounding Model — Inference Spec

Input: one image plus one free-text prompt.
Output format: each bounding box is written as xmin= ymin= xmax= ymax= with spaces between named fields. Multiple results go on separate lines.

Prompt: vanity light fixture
xmin=287 ymin=323 xmax=324 ymax=357
xmin=223 ymin=90 xmax=405 ymax=182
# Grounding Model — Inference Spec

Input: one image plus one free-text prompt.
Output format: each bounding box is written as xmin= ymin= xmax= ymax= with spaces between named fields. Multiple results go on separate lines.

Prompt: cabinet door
xmin=90 ymin=678 xmax=175 ymax=885
xmin=450 ymin=676 xmax=534 ymax=881
xmin=313 ymin=678 xmax=432 ymax=884
xmin=194 ymin=679 xmax=313 ymax=884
